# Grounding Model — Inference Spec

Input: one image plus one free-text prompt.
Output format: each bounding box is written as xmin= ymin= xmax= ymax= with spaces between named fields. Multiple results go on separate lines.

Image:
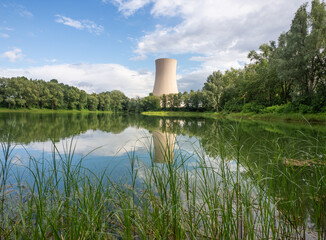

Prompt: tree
xmin=110 ymin=90 xmax=128 ymax=112
xmin=87 ymin=94 xmax=99 ymax=111
xmin=202 ymin=71 xmax=226 ymax=112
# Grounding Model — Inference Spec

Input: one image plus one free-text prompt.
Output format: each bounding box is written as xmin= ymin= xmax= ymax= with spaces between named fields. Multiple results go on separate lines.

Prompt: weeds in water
xmin=0 ymin=125 xmax=325 ymax=239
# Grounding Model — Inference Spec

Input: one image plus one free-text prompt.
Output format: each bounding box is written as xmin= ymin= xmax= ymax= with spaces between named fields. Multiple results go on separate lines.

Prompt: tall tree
xmin=202 ymin=71 xmax=226 ymax=112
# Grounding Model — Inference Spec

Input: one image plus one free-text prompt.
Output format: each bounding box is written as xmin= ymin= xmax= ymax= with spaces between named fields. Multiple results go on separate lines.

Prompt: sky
xmin=0 ymin=0 xmax=307 ymax=97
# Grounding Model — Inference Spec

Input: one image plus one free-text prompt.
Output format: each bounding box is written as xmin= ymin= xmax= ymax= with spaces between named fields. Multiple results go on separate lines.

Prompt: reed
xmin=0 ymin=125 xmax=325 ymax=239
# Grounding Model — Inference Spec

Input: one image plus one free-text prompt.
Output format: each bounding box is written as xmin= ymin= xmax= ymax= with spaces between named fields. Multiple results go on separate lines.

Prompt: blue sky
xmin=0 ymin=0 xmax=307 ymax=97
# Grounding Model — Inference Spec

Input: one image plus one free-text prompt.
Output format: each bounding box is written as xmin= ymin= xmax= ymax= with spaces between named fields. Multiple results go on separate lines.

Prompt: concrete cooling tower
xmin=153 ymin=58 xmax=178 ymax=96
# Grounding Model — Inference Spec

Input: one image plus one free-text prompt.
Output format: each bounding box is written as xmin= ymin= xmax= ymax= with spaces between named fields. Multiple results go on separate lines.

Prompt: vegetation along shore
xmin=1 ymin=1 xmax=325 ymax=117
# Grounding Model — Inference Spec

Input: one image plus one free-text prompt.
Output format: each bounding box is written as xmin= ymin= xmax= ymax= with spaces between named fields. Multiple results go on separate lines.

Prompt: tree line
xmin=199 ymin=0 xmax=326 ymax=114
xmin=0 ymin=0 xmax=325 ymax=113
xmin=0 ymin=77 xmax=129 ymax=112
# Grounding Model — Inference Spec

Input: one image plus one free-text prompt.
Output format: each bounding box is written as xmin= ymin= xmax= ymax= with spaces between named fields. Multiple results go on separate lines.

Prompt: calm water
xmin=1 ymin=112 xmax=326 ymax=173
xmin=1 ymin=112 xmax=326 ymax=229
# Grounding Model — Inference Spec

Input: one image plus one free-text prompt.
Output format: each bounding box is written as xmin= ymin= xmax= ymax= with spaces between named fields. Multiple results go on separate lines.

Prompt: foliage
xmin=0 ymin=1 xmax=325 ymax=114
xmin=0 ymin=77 xmax=128 ymax=112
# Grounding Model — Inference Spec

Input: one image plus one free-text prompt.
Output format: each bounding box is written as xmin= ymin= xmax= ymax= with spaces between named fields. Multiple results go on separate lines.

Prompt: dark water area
xmin=1 ymin=112 xmax=326 ymax=237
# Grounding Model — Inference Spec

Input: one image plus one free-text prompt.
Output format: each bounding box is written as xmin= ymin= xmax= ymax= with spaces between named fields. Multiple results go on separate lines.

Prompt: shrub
xmin=262 ymin=103 xmax=296 ymax=113
xmin=241 ymin=103 xmax=265 ymax=113
xmin=223 ymin=101 xmax=243 ymax=112
xmin=298 ymin=104 xmax=313 ymax=114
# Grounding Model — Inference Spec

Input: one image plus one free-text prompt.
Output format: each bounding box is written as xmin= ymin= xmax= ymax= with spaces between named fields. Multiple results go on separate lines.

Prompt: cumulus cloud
xmin=55 ymin=15 xmax=104 ymax=35
xmin=134 ymin=0 xmax=306 ymax=56
xmin=1 ymin=48 xmax=24 ymax=62
xmin=111 ymin=0 xmax=152 ymax=16
xmin=112 ymin=0 xmax=307 ymax=82
xmin=0 ymin=63 xmax=154 ymax=97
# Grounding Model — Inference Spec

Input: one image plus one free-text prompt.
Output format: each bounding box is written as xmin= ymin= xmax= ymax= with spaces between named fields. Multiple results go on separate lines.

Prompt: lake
xmin=1 ymin=112 xmax=325 ymax=238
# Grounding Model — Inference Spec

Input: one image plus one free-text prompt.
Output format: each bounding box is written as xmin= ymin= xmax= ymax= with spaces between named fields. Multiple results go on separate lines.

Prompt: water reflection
xmin=152 ymin=130 xmax=176 ymax=163
xmin=0 ymin=112 xmax=326 ymax=233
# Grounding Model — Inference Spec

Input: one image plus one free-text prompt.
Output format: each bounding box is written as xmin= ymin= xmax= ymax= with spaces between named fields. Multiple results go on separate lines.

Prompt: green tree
xmin=87 ymin=94 xmax=99 ymax=111
xmin=202 ymin=71 xmax=226 ymax=112
xmin=110 ymin=90 xmax=128 ymax=112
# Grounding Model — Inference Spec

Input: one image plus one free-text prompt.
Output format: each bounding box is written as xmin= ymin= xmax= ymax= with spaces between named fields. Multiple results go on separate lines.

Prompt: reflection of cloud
xmin=11 ymin=154 xmax=25 ymax=166
xmin=17 ymin=128 xmax=151 ymax=157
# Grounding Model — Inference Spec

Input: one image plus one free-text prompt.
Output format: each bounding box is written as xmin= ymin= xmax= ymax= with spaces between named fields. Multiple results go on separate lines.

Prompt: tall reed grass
xmin=0 ymin=126 xmax=325 ymax=239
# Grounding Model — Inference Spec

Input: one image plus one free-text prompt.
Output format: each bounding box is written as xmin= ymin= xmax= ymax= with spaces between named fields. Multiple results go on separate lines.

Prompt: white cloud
xmin=0 ymin=63 xmax=154 ymax=97
xmin=55 ymin=15 xmax=104 ymax=35
xmin=45 ymin=58 xmax=57 ymax=63
xmin=19 ymin=9 xmax=33 ymax=17
xmin=2 ymin=27 xmax=13 ymax=31
xmin=112 ymin=0 xmax=307 ymax=79
xmin=15 ymin=4 xmax=33 ymax=17
xmin=1 ymin=48 xmax=24 ymax=62
xmin=111 ymin=0 xmax=152 ymax=16
xmin=0 ymin=33 xmax=9 ymax=38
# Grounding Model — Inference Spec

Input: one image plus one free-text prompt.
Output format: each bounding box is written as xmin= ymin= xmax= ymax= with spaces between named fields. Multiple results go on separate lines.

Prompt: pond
xmin=0 ymin=112 xmax=325 ymax=239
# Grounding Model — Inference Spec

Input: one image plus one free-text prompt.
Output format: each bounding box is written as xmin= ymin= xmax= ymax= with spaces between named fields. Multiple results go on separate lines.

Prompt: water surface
xmin=1 ymin=112 xmax=326 ymax=233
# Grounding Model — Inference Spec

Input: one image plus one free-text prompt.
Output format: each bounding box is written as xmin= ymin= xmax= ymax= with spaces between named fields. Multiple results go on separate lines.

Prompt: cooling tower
xmin=153 ymin=58 xmax=178 ymax=96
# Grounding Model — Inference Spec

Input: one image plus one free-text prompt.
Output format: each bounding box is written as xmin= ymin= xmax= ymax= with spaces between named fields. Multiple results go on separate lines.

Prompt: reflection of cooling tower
xmin=152 ymin=130 xmax=176 ymax=163
xmin=153 ymin=58 xmax=178 ymax=96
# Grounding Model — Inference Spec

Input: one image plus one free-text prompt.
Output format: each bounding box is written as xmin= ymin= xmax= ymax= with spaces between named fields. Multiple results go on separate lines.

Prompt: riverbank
xmin=142 ymin=111 xmax=326 ymax=123
xmin=0 ymin=108 xmax=113 ymax=114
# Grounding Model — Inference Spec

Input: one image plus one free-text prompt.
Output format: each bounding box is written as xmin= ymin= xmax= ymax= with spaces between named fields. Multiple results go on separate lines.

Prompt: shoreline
xmin=0 ymin=108 xmax=113 ymax=114
xmin=142 ymin=111 xmax=326 ymax=123
xmin=1 ymin=108 xmax=326 ymax=124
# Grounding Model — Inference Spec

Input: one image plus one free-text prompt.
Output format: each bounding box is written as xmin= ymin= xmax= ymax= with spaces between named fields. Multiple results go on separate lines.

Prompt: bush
xmin=223 ymin=101 xmax=243 ymax=112
xmin=298 ymin=104 xmax=313 ymax=114
xmin=241 ymin=103 xmax=265 ymax=113
xmin=263 ymin=105 xmax=279 ymax=113
xmin=262 ymin=103 xmax=296 ymax=113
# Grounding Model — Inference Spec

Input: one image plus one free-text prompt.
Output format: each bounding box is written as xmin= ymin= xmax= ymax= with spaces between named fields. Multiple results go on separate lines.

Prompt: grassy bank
xmin=0 ymin=108 xmax=113 ymax=114
xmin=1 ymin=129 xmax=325 ymax=239
xmin=142 ymin=111 xmax=326 ymax=123
xmin=142 ymin=111 xmax=223 ymax=118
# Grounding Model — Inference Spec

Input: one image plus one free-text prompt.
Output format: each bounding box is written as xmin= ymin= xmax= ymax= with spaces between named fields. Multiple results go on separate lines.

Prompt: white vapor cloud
xmin=1 ymin=48 xmax=24 ymax=62
xmin=0 ymin=63 xmax=154 ymax=97
xmin=55 ymin=15 xmax=104 ymax=35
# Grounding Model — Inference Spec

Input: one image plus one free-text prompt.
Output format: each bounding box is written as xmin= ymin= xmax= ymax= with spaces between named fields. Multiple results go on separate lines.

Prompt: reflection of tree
xmin=0 ymin=113 xmax=152 ymax=144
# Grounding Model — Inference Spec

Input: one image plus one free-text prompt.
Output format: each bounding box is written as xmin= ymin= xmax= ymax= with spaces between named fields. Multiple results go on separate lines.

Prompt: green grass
xmin=142 ymin=111 xmax=326 ymax=123
xmin=142 ymin=111 xmax=224 ymax=118
xmin=226 ymin=112 xmax=326 ymax=123
xmin=0 ymin=127 xmax=325 ymax=239
xmin=0 ymin=108 xmax=113 ymax=114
